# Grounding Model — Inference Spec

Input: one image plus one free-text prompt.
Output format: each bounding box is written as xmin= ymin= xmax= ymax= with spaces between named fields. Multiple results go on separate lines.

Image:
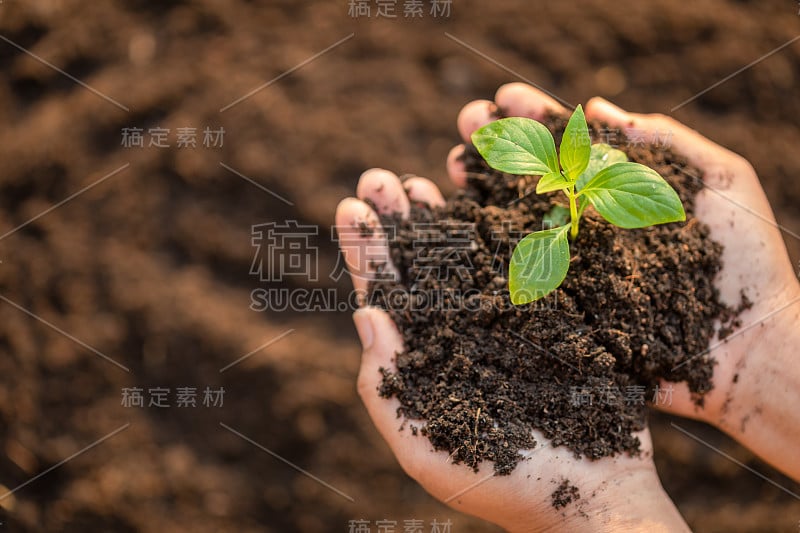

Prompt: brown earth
xmin=0 ymin=1 xmax=798 ymax=531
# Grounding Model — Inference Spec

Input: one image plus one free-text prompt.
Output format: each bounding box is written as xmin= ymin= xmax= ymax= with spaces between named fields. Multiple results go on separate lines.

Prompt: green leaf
xmin=543 ymin=205 xmax=570 ymax=228
xmin=535 ymin=172 xmax=570 ymax=194
xmin=472 ymin=117 xmax=559 ymax=176
xmin=509 ymin=225 xmax=571 ymax=304
xmin=580 ymin=162 xmax=686 ymax=229
xmin=559 ymin=105 xmax=591 ymax=182
xmin=575 ymin=143 xmax=628 ymax=191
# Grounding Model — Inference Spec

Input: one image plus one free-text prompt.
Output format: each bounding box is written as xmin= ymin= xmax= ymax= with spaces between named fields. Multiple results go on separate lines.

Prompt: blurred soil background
xmin=0 ymin=0 xmax=799 ymax=531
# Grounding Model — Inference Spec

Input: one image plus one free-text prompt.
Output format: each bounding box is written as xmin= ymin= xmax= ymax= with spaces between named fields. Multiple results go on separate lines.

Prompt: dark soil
xmin=551 ymin=479 xmax=581 ymax=510
xmin=2 ymin=1 xmax=800 ymax=531
xmin=369 ymin=115 xmax=744 ymax=475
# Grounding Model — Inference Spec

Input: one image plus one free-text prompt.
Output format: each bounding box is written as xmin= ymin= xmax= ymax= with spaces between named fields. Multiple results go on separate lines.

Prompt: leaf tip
xmin=509 ymin=291 xmax=527 ymax=306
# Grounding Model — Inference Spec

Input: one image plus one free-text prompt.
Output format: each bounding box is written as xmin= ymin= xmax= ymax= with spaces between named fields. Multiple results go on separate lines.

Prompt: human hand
xmin=336 ymin=169 xmax=689 ymax=531
xmin=450 ymin=84 xmax=800 ymax=481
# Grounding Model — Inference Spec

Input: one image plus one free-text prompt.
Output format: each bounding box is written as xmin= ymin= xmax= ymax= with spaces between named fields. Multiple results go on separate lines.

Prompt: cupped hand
xmin=336 ymin=127 xmax=689 ymax=531
xmin=450 ymin=84 xmax=800 ymax=480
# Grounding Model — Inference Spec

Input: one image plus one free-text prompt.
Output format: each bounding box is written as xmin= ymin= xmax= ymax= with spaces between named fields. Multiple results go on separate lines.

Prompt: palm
xmin=576 ymin=98 xmax=800 ymax=425
xmin=447 ymin=85 xmax=799 ymax=427
xmin=337 ymin=167 xmax=663 ymax=531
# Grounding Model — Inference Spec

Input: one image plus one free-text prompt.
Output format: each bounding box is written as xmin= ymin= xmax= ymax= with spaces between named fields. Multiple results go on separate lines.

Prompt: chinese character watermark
xmin=248 ymin=219 xmax=565 ymax=313
xmin=121 ymin=386 xmax=225 ymax=408
xmin=412 ymin=222 xmax=476 ymax=282
xmin=348 ymin=0 xmax=452 ymax=18
xmin=579 ymin=127 xmax=674 ymax=150
xmin=652 ymin=384 xmax=673 ymax=407
xmin=251 ymin=221 xmax=320 ymax=282
xmin=347 ymin=518 xmax=453 ymax=533
xmin=121 ymin=126 xmax=225 ymax=148
xmin=569 ymin=384 xmax=671 ymax=407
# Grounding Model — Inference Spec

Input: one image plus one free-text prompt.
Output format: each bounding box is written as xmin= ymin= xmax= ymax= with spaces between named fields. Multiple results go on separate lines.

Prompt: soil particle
xmin=358 ymin=220 xmax=375 ymax=237
xmin=551 ymin=479 xmax=581 ymax=510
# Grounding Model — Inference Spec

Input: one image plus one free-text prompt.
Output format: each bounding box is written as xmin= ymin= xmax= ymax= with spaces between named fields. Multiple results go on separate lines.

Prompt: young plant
xmin=471 ymin=105 xmax=686 ymax=305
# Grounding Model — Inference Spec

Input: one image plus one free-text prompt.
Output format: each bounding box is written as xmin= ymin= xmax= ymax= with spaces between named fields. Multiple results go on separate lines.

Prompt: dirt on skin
xmin=551 ymin=479 xmax=581 ymax=510
xmin=369 ymin=115 xmax=746 ymax=476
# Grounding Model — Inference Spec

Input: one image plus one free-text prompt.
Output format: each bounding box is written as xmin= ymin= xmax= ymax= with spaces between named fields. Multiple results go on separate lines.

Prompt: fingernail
xmin=353 ymin=309 xmax=374 ymax=350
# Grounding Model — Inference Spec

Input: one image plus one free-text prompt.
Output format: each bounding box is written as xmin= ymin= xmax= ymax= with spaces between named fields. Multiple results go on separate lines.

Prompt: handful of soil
xmin=368 ymin=115 xmax=745 ymax=475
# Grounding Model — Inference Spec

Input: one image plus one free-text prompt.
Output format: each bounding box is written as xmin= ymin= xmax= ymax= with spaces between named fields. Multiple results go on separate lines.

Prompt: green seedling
xmin=471 ymin=105 xmax=686 ymax=305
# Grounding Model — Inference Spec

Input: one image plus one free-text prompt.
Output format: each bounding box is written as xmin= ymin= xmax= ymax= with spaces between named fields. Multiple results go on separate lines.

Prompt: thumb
xmin=350 ymin=307 xmax=508 ymax=512
xmin=352 ymin=307 xmax=403 ymax=423
xmin=584 ymin=96 xmax=630 ymax=124
xmin=584 ymin=96 xmax=733 ymax=169
xmin=351 ymin=307 xmax=434 ymax=479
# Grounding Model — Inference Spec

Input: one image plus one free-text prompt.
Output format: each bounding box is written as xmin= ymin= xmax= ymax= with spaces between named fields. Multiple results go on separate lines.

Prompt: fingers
xmin=455 ymin=84 xmax=568 ymax=145
xmin=337 ymin=169 xmax=443 ymax=296
xmin=403 ymin=176 xmax=445 ymax=208
xmin=336 ymin=168 xmax=409 ymax=294
xmin=583 ymin=97 xmax=747 ymax=176
xmin=352 ymin=308 xmax=429 ymax=476
xmin=457 ymin=99 xmax=496 ymax=143
xmin=356 ymin=168 xmax=410 ymax=219
xmin=494 ymin=82 xmax=568 ymax=119
xmin=448 ymin=83 xmax=569 ymax=186
xmin=446 ymin=144 xmax=467 ymax=187
xmin=358 ymin=168 xmax=443 ymax=211
xmin=334 ymin=197 xmax=397 ymax=295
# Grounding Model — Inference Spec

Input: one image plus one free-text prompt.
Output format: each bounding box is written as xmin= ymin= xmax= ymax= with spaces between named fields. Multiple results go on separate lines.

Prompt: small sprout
xmin=472 ymin=105 xmax=686 ymax=305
